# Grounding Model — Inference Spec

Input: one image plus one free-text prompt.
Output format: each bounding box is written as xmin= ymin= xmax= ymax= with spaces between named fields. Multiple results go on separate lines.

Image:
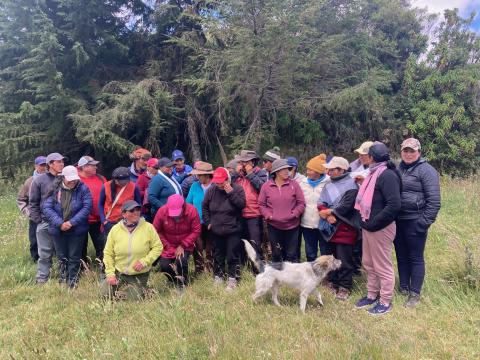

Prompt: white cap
xmin=324 ymin=156 xmax=350 ymax=170
xmin=61 ymin=165 xmax=80 ymax=181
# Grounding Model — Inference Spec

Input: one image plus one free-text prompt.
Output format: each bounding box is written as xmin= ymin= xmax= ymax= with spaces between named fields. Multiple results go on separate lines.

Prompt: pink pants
xmin=362 ymin=222 xmax=396 ymax=305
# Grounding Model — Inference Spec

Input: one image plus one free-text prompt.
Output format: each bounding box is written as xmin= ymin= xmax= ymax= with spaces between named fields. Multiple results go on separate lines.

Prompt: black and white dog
xmin=243 ymin=240 xmax=341 ymax=313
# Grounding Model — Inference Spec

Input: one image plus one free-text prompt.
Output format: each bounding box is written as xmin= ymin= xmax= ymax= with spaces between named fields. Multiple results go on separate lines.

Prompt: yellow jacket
xmin=104 ymin=218 xmax=162 ymax=277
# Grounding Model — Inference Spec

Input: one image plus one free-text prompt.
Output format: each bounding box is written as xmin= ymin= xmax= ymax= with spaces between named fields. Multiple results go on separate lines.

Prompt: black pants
xmin=352 ymin=235 xmax=362 ymax=274
xmin=52 ymin=232 xmax=85 ymax=288
xmin=302 ymin=227 xmax=328 ymax=261
xmin=211 ymin=232 xmax=241 ymax=279
xmin=241 ymin=217 xmax=264 ymax=264
xmin=159 ymin=252 xmax=190 ymax=286
xmin=394 ymin=219 xmax=429 ymax=294
xmin=82 ymin=222 xmax=105 ymax=261
xmin=325 ymin=242 xmax=354 ymax=290
xmin=268 ymin=224 xmax=299 ymax=263
xmin=28 ymin=220 xmax=39 ymax=262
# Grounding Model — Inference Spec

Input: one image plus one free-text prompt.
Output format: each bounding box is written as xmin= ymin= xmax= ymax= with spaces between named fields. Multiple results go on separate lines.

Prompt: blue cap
xmin=286 ymin=156 xmax=298 ymax=168
xmin=35 ymin=156 xmax=47 ymax=165
xmin=172 ymin=150 xmax=185 ymax=161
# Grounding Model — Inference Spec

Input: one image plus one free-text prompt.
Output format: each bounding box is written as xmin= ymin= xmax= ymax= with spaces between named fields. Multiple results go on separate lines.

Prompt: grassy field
xmin=0 ymin=178 xmax=479 ymax=359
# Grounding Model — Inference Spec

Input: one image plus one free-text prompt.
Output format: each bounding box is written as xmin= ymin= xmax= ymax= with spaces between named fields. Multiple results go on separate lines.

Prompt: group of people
xmin=17 ymin=138 xmax=441 ymax=315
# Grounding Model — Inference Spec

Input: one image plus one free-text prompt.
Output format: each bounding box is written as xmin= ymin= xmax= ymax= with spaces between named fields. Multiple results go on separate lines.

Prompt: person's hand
xmin=224 ymin=182 xmax=233 ymax=193
xmin=207 ymin=224 xmax=212 ymax=230
xmin=244 ymin=163 xmax=253 ymax=174
xmin=175 ymin=246 xmax=185 ymax=259
xmin=106 ymin=275 xmax=118 ymax=286
xmin=133 ymin=260 xmax=145 ymax=272
xmin=60 ymin=221 xmax=72 ymax=231
xmin=319 ymin=209 xmax=331 ymax=219
xmin=327 ymin=215 xmax=337 ymax=224
xmin=354 ymin=175 xmax=365 ymax=184
xmin=235 ymin=163 xmax=243 ymax=174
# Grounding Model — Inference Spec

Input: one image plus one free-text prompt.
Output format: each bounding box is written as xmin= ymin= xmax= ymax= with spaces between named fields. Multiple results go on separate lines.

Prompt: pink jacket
xmin=258 ymin=179 xmax=306 ymax=230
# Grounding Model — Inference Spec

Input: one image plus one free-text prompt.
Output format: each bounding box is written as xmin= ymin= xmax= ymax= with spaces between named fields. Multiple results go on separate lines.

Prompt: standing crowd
xmin=17 ymin=138 xmax=441 ymax=314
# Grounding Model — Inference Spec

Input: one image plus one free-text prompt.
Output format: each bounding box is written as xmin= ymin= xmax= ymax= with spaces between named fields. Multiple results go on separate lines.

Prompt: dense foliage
xmin=0 ymin=0 xmax=478 ymax=176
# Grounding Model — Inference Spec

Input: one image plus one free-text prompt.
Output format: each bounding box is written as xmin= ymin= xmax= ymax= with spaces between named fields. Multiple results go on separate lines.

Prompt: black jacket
xmin=397 ymin=158 xmax=441 ymax=227
xmin=202 ymin=184 xmax=246 ymax=236
xmin=360 ymin=169 xmax=402 ymax=232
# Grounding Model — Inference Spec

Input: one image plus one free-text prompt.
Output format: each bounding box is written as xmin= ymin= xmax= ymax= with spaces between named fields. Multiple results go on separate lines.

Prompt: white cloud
xmin=412 ymin=0 xmax=480 ymax=15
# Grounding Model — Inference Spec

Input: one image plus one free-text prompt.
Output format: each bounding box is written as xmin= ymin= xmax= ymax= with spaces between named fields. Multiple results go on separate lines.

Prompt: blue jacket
xmin=42 ymin=182 xmax=92 ymax=236
xmin=186 ymin=181 xmax=211 ymax=224
xmin=148 ymin=172 xmax=182 ymax=215
xmin=172 ymin=164 xmax=192 ymax=184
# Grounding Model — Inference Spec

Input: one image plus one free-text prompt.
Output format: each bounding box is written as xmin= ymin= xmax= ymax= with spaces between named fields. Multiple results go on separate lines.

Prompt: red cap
xmin=212 ymin=167 xmax=230 ymax=184
xmin=146 ymin=158 xmax=159 ymax=168
xmin=167 ymin=194 xmax=184 ymax=217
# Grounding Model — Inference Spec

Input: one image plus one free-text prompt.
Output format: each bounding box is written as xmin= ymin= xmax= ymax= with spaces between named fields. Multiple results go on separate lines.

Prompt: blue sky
xmin=413 ymin=0 xmax=480 ymax=31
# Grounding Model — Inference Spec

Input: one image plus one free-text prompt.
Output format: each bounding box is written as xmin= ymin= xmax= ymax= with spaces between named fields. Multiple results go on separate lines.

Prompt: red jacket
xmin=318 ymin=204 xmax=357 ymax=245
xmin=79 ymin=174 xmax=106 ymax=223
xmin=258 ymin=179 xmax=306 ymax=230
xmin=136 ymin=172 xmax=152 ymax=202
xmin=152 ymin=203 xmax=201 ymax=258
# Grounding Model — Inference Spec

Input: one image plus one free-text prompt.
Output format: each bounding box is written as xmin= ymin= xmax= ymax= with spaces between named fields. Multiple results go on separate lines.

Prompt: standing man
xmin=350 ymin=141 xmax=374 ymax=173
xmin=77 ymin=156 xmax=107 ymax=267
xmin=129 ymin=147 xmax=152 ymax=183
xmin=17 ymin=156 xmax=47 ymax=262
xmin=171 ymin=149 xmax=193 ymax=184
xmin=29 ymin=152 xmax=65 ymax=284
xmin=262 ymin=147 xmax=281 ymax=175
xmin=148 ymin=157 xmax=183 ymax=217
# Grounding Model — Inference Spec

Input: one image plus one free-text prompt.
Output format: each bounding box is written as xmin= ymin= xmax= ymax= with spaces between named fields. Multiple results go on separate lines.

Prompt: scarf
xmin=58 ymin=181 xmax=76 ymax=221
xmin=307 ymin=174 xmax=326 ymax=188
xmin=33 ymin=170 xmax=43 ymax=178
xmin=355 ymin=161 xmax=387 ymax=221
xmin=157 ymin=170 xmax=182 ymax=195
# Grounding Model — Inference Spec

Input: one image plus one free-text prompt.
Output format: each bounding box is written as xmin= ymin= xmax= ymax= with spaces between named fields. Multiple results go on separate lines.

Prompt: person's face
xmin=327 ymin=167 xmax=345 ymax=178
xmin=35 ymin=164 xmax=47 ymax=174
xmin=123 ymin=207 xmax=141 ymax=224
xmin=115 ymin=179 xmax=129 ymax=187
xmin=136 ymin=157 xmax=148 ymax=170
xmin=174 ymin=158 xmax=185 ymax=169
xmin=198 ymin=174 xmax=212 ymax=185
xmin=63 ymin=179 xmax=78 ymax=189
xmin=161 ymin=166 xmax=173 ymax=175
xmin=306 ymin=168 xmax=321 ymax=180
xmin=359 ymin=154 xmax=370 ymax=165
xmin=263 ymin=160 xmax=273 ymax=171
xmin=276 ymin=168 xmax=290 ymax=180
xmin=401 ymin=148 xmax=421 ymax=164
xmin=215 ymin=180 xmax=226 ymax=190
xmin=147 ymin=166 xmax=159 ymax=176
xmin=49 ymin=160 xmax=64 ymax=174
xmin=364 ymin=155 xmax=375 ymax=166
xmin=82 ymin=164 xmax=97 ymax=176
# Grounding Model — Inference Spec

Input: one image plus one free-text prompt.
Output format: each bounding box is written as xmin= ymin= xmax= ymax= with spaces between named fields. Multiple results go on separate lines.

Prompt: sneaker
xmin=214 ymin=275 xmax=224 ymax=286
xmin=355 ymin=296 xmax=378 ymax=309
xmin=368 ymin=302 xmax=392 ymax=315
xmin=399 ymin=287 xmax=409 ymax=296
xmin=404 ymin=292 xmax=420 ymax=308
xmin=335 ymin=287 xmax=350 ymax=301
xmin=225 ymin=277 xmax=237 ymax=292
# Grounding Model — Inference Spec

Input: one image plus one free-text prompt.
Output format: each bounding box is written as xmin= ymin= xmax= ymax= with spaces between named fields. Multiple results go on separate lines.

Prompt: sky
xmin=413 ymin=0 xmax=480 ymax=31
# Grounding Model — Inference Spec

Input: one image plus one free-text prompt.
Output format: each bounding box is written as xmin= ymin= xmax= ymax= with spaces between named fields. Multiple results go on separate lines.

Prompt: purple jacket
xmin=258 ymin=179 xmax=306 ymax=230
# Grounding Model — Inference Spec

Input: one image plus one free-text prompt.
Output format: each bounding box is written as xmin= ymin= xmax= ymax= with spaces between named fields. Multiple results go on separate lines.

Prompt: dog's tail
xmin=242 ymin=239 xmax=264 ymax=273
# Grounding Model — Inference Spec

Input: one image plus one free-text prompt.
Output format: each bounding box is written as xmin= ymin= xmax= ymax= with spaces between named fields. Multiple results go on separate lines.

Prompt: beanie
xmin=306 ymin=154 xmax=327 ymax=174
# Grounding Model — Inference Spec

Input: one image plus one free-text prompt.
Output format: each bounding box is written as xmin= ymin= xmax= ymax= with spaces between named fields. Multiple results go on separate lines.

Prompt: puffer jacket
xmin=299 ymin=176 xmax=329 ymax=229
xmin=153 ymin=202 xmax=201 ymax=258
xmin=42 ymin=182 xmax=92 ymax=236
xmin=397 ymin=158 xmax=441 ymax=227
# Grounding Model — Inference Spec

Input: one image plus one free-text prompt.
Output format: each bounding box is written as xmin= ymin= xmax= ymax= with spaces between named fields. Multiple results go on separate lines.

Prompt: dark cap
xmin=112 ymin=167 xmax=131 ymax=180
xmin=46 ymin=152 xmax=66 ymax=163
xmin=368 ymin=142 xmax=390 ymax=162
xmin=158 ymin=157 xmax=175 ymax=168
xmin=237 ymin=150 xmax=259 ymax=162
xmin=121 ymin=200 xmax=141 ymax=212
xmin=286 ymin=156 xmax=298 ymax=168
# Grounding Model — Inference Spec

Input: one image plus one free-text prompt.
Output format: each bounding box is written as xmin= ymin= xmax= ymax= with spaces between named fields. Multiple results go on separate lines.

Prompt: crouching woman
xmin=102 ymin=200 xmax=162 ymax=300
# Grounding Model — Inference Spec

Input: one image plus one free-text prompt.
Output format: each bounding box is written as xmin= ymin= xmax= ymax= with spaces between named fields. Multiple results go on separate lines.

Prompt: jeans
xmin=36 ymin=221 xmax=55 ymax=283
xmin=53 ymin=232 xmax=85 ymax=287
xmin=159 ymin=252 xmax=190 ymax=286
xmin=268 ymin=224 xmax=299 ymax=263
xmin=394 ymin=219 xmax=429 ymax=294
xmin=28 ymin=220 xmax=39 ymax=262
xmin=211 ymin=232 xmax=242 ymax=279
xmin=325 ymin=242 xmax=355 ymax=290
xmin=82 ymin=222 xmax=105 ymax=261
xmin=302 ymin=227 xmax=328 ymax=261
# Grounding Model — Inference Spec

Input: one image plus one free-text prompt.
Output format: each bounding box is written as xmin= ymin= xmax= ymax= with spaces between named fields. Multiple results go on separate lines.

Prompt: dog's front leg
xmin=299 ymin=292 xmax=309 ymax=313
xmin=312 ymin=289 xmax=324 ymax=306
xmin=271 ymin=284 xmax=281 ymax=307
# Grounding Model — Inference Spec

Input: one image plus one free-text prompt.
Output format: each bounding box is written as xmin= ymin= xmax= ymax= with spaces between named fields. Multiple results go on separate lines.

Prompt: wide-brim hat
xmin=270 ymin=159 xmax=291 ymax=174
xmin=190 ymin=161 xmax=214 ymax=175
xmin=237 ymin=150 xmax=259 ymax=162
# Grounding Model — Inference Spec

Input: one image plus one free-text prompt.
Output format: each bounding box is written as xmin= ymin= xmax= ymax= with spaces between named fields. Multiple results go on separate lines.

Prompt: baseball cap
xmin=78 ymin=156 xmax=100 ymax=167
xmin=46 ymin=152 xmax=66 ymax=164
xmin=61 ymin=165 xmax=80 ymax=181
xmin=368 ymin=142 xmax=390 ymax=162
xmin=112 ymin=167 xmax=131 ymax=180
xmin=158 ymin=157 xmax=175 ymax=168
xmin=401 ymin=138 xmax=421 ymax=151
xmin=34 ymin=156 xmax=47 ymax=165
xmin=172 ymin=150 xmax=185 ymax=161
xmin=286 ymin=156 xmax=299 ymax=168
xmin=167 ymin=194 xmax=184 ymax=217
xmin=212 ymin=167 xmax=230 ymax=184
xmin=354 ymin=141 xmax=374 ymax=155
xmin=146 ymin=158 xmax=159 ymax=168
xmin=324 ymin=157 xmax=350 ymax=170
xmin=121 ymin=200 xmax=141 ymax=212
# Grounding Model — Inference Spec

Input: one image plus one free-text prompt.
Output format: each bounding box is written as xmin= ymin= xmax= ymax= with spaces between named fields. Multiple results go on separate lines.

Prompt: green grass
xmin=1 ymin=178 xmax=479 ymax=359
